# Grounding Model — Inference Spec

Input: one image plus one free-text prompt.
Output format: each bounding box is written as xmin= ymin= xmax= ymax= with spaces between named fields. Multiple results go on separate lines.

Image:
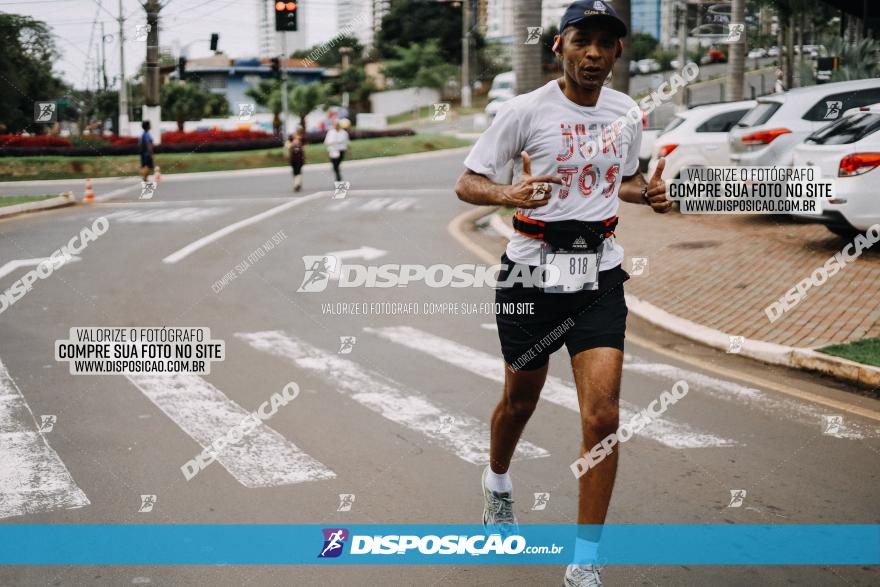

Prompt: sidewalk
xmin=488 ymin=203 xmax=880 ymax=385
xmin=613 ymin=203 xmax=879 ymax=349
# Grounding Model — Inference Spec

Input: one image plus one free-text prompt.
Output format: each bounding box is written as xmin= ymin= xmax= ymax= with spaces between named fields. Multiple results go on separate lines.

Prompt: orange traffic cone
xmin=154 ymin=166 xmax=161 ymax=183
xmin=84 ymin=178 xmax=94 ymax=202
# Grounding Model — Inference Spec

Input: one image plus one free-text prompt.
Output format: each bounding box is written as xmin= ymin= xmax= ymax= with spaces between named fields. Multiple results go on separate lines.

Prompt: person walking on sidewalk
xmin=139 ymin=120 xmax=156 ymax=184
xmin=324 ymin=119 xmax=350 ymax=183
xmin=285 ymin=128 xmax=306 ymax=192
xmin=454 ymin=1 xmax=671 ymax=585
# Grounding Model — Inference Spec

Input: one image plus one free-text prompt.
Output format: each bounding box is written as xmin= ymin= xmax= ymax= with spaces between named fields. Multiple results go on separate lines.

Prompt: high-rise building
xmin=486 ymin=0 xmax=515 ymax=41
xmin=632 ymin=0 xmax=662 ymax=40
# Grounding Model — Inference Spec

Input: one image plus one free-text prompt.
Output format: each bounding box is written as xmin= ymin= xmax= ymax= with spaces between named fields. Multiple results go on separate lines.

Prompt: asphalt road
xmin=0 ymin=149 xmax=878 ymax=586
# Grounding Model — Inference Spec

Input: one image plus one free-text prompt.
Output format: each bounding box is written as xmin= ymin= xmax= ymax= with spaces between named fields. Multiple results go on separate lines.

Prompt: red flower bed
xmin=161 ymin=129 xmax=273 ymax=145
xmin=0 ymin=134 xmax=72 ymax=147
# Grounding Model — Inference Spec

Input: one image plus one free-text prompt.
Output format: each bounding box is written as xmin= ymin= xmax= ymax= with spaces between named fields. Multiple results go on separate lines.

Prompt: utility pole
xmin=676 ymin=0 xmax=688 ymax=110
xmin=340 ymin=46 xmax=352 ymax=111
xmin=726 ymin=0 xmax=745 ymax=101
xmin=461 ymin=0 xmax=471 ymax=108
xmin=143 ymin=0 xmax=162 ymax=143
xmin=117 ymin=0 xmax=129 ymax=136
xmin=281 ymin=35 xmax=289 ymax=137
xmin=100 ymin=22 xmax=108 ymax=90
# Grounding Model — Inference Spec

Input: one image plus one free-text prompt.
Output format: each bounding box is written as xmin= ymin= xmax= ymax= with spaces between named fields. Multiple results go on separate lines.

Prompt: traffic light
xmin=178 ymin=56 xmax=187 ymax=76
xmin=274 ymin=1 xmax=298 ymax=32
xmin=210 ymin=33 xmax=219 ymax=52
xmin=270 ymin=56 xmax=281 ymax=78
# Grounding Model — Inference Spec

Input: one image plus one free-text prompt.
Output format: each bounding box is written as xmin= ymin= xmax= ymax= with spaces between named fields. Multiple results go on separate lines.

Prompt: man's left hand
xmin=646 ymin=158 xmax=673 ymax=214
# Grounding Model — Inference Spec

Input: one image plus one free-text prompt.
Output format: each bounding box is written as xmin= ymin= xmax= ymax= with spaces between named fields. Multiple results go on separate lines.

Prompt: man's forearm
xmin=618 ymin=173 xmax=648 ymax=205
xmin=455 ymin=171 xmax=510 ymax=206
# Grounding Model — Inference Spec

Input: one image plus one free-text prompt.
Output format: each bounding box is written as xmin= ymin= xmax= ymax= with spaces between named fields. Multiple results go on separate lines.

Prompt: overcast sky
xmin=2 ymin=0 xmax=341 ymax=89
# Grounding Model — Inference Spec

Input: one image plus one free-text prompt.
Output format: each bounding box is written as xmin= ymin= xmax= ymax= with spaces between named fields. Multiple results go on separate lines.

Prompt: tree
xmin=611 ymin=0 xmax=632 ymax=93
xmin=0 ymin=14 xmax=66 ymax=133
xmin=160 ymin=81 xmax=212 ymax=131
xmin=376 ymin=0 xmax=483 ymax=63
xmin=287 ymin=82 xmax=330 ymax=133
xmin=328 ymin=67 xmax=376 ymax=115
xmin=513 ymin=0 xmax=543 ymax=95
xmin=246 ymin=79 xmax=283 ymax=135
xmin=382 ymin=41 xmax=457 ymax=91
xmin=292 ymin=34 xmax=365 ymax=68
xmin=630 ymin=32 xmax=659 ymax=61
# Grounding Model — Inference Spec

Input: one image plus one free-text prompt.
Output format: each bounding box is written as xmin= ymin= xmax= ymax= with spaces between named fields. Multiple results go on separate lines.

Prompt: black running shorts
xmin=495 ymin=253 xmax=629 ymax=371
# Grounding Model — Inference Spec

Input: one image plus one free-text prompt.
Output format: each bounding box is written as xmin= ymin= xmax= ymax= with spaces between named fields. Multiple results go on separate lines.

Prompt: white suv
xmin=729 ymin=78 xmax=880 ymax=167
xmin=648 ymin=100 xmax=755 ymax=180
xmin=791 ymin=104 xmax=880 ymax=237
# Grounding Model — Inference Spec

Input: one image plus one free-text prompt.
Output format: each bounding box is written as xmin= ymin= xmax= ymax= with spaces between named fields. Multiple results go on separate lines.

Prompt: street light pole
xmin=281 ymin=34 xmax=289 ymax=136
xmin=117 ymin=0 xmax=129 ymax=135
xmin=142 ymin=0 xmax=162 ymax=142
xmin=461 ymin=0 xmax=471 ymax=108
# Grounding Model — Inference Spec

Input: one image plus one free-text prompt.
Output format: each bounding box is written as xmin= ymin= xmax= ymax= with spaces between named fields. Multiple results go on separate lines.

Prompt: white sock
xmin=572 ymin=538 xmax=600 ymax=565
xmin=485 ymin=468 xmax=512 ymax=493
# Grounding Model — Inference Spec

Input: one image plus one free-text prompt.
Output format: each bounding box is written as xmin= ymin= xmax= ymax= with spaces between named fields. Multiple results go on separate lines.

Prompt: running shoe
xmin=481 ymin=466 xmax=518 ymax=534
xmin=564 ymin=563 xmax=603 ymax=587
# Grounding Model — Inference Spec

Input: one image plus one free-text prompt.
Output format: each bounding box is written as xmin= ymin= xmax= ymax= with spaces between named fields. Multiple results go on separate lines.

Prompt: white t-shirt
xmin=464 ymin=79 xmax=642 ymax=270
xmin=324 ymin=128 xmax=350 ymax=154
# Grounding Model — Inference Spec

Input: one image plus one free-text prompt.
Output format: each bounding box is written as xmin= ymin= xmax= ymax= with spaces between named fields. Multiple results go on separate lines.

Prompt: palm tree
xmin=287 ymin=82 xmax=330 ymax=132
xmin=726 ymin=0 xmax=746 ymax=100
xmin=513 ymin=0 xmax=542 ymax=94
xmin=245 ymin=79 xmax=282 ymax=136
xmin=160 ymin=81 xmax=210 ymax=131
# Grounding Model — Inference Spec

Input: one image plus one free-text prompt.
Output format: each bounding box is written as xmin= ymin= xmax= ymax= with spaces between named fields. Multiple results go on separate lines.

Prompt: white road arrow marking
xmin=0 ymin=255 xmax=80 ymax=281
xmin=323 ymin=246 xmax=387 ymax=281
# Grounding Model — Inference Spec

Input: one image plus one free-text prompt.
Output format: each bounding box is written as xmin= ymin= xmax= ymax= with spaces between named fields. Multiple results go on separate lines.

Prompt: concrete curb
xmin=0 ymin=192 xmax=77 ymax=219
xmin=485 ymin=209 xmax=880 ymax=387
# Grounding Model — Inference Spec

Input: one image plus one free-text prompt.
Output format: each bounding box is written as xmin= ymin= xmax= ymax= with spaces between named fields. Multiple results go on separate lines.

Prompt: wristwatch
xmin=640 ymin=185 xmax=650 ymax=205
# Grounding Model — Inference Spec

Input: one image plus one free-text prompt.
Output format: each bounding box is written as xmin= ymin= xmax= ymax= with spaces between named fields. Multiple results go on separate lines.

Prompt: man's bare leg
xmin=571 ymin=347 xmax=623 ymax=525
xmin=489 ymin=362 xmax=548 ymax=474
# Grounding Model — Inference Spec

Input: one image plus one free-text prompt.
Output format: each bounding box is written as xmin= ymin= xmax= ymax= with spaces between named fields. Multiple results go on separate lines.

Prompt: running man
xmin=286 ymin=128 xmax=306 ymax=192
xmin=139 ymin=120 xmax=155 ymax=183
xmin=454 ymin=1 xmax=671 ymax=585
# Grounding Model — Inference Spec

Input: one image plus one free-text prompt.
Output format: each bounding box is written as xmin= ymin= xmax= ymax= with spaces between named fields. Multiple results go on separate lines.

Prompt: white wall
xmin=369 ymin=87 xmax=442 ymax=117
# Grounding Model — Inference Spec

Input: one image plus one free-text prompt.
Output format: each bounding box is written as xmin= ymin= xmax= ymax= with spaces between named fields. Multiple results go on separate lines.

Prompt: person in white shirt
xmin=454 ymin=1 xmax=671 ymax=585
xmin=324 ymin=120 xmax=350 ymax=182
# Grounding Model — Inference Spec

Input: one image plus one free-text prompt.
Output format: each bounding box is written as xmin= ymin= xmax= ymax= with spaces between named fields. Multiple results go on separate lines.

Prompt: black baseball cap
xmin=559 ymin=0 xmax=628 ymax=38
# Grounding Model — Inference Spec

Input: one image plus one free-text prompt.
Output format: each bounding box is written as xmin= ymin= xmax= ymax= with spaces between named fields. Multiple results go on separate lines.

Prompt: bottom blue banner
xmin=0 ymin=524 xmax=877 ymax=565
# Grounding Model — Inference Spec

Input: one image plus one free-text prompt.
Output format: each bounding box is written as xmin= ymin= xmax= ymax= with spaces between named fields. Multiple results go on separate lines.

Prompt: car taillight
xmin=740 ymin=128 xmax=791 ymax=145
xmin=657 ymin=144 xmax=678 ymax=157
xmin=838 ymin=152 xmax=880 ymax=177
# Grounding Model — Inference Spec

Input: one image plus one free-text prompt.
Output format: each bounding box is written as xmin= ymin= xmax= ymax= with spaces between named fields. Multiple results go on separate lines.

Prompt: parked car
xmin=488 ymin=71 xmax=515 ymax=101
xmin=637 ymin=58 xmax=661 ymax=74
xmin=748 ymin=48 xmax=768 ymax=59
xmin=484 ymin=96 xmax=512 ymax=119
xmin=791 ymin=104 xmax=880 ymax=236
xmin=728 ymin=78 xmax=880 ymax=167
xmin=647 ymin=100 xmax=756 ymax=179
xmin=767 ymin=46 xmax=780 ymax=57
xmin=701 ymin=47 xmax=727 ymax=64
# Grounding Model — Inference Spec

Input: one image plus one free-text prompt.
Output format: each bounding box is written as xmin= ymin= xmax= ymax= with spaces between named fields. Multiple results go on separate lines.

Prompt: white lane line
xmin=364 ymin=326 xmax=738 ymax=449
xmin=0 ymin=357 xmax=90 ymax=519
xmin=162 ymin=191 xmax=326 ymax=264
xmin=623 ymin=359 xmax=876 ymax=439
xmin=126 ymin=374 xmax=335 ymax=487
xmin=236 ymin=330 xmax=550 ymax=465
xmin=480 ymin=323 xmax=498 ymax=331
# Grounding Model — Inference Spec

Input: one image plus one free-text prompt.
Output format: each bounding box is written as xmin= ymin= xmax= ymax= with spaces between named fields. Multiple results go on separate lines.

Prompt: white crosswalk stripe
xmin=0 ymin=357 xmax=89 ymax=519
xmin=236 ymin=330 xmax=551 ymax=465
xmin=126 ymin=373 xmax=336 ymax=487
xmin=363 ymin=326 xmax=739 ymax=449
xmin=623 ymin=359 xmax=878 ymax=439
xmin=103 ymin=207 xmax=231 ymax=223
xmin=327 ymin=197 xmax=417 ymax=212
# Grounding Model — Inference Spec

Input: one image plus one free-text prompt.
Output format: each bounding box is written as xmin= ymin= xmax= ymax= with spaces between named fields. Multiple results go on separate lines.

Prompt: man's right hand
xmin=500 ymin=151 xmax=561 ymax=209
